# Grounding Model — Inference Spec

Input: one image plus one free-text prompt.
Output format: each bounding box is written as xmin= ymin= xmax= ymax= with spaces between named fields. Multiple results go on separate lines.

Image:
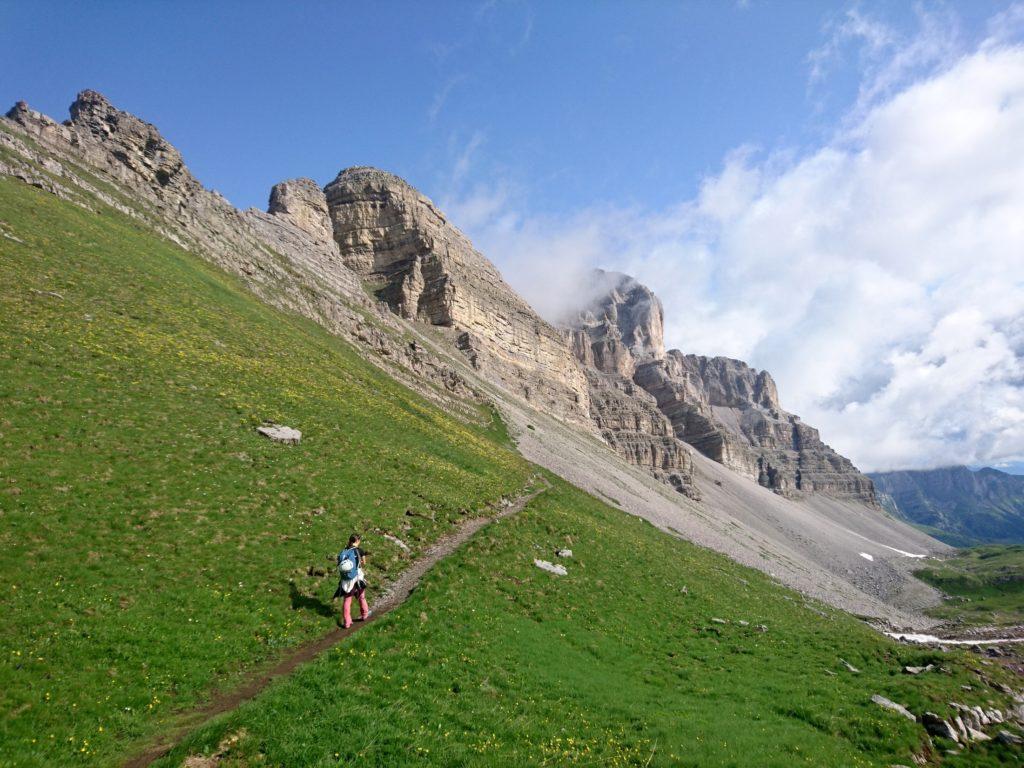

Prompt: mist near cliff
xmin=445 ymin=11 xmax=1024 ymax=474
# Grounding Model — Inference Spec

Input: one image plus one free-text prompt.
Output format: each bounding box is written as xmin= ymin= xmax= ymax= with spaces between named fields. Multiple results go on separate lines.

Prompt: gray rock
xmin=268 ymin=178 xmax=335 ymax=244
xmin=256 ymin=424 xmax=301 ymax=445
xmin=903 ymin=664 xmax=934 ymax=675
xmin=534 ymin=559 xmax=568 ymax=576
xmin=563 ymin=269 xmax=876 ymax=504
xmin=381 ymin=533 xmax=411 ymax=553
xmin=839 ymin=658 xmax=861 ymax=673
xmin=871 ymin=695 xmax=916 ymax=721
xmin=996 ymin=730 xmax=1023 ymax=745
xmin=922 ymin=712 xmax=960 ymax=743
xmin=710 ymin=617 xmax=728 ymax=625
xmin=555 ymin=549 xmax=573 ymax=558
xmin=324 ymin=167 xmax=591 ymax=425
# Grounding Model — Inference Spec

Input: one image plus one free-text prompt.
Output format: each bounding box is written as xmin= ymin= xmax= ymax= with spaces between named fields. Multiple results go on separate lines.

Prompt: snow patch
xmin=886 ymin=633 xmax=1024 ymax=646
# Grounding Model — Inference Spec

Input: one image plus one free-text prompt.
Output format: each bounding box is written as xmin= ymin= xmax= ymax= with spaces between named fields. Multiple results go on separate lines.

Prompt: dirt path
xmin=123 ymin=478 xmax=548 ymax=768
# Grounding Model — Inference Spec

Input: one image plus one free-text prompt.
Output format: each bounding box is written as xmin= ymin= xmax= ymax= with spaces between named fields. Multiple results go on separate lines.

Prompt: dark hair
xmin=348 ymin=533 xmax=361 ymax=547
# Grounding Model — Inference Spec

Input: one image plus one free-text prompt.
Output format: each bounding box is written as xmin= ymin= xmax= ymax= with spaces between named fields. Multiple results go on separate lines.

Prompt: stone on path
xmin=256 ymin=424 xmax=302 ymax=444
xmin=534 ymin=559 xmax=567 ymax=576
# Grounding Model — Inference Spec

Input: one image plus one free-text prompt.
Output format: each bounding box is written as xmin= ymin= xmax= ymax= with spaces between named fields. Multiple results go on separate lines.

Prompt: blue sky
xmin=3 ymin=1 xmax=1024 ymax=474
xmin=0 ymin=1 xmax=1004 ymax=211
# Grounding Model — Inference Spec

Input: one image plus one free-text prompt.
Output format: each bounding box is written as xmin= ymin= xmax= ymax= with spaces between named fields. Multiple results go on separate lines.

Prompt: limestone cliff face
xmin=324 ymin=166 xmax=590 ymax=423
xmin=562 ymin=270 xmax=697 ymax=496
xmin=267 ymin=178 xmax=335 ymax=244
xmin=567 ymin=270 xmax=875 ymax=504
xmin=586 ymin=370 xmax=697 ymax=497
xmin=570 ymin=270 xmax=665 ymax=377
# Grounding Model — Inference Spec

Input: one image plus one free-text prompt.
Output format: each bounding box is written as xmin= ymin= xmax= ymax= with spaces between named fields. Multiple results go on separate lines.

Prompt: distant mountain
xmin=869 ymin=466 xmax=1024 ymax=545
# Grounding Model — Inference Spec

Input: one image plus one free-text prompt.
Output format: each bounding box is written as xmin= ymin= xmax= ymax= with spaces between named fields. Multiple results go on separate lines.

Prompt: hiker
xmin=333 ymin=533 xmax=370 ymax=628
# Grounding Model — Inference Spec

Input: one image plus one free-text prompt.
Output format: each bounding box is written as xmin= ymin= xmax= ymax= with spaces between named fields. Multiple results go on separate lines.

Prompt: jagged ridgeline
xmin=3 ymin=90 xmax=1023 ymax=767
xmin=1 ymin=91 xmax=873 ymax=506
xmin=565 ymin=269 xmax=875 ymax=503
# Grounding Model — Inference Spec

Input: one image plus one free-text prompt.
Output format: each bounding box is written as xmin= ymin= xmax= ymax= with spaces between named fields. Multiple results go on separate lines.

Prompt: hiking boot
xmin=356 ymin=611 xmax=372 ymax=621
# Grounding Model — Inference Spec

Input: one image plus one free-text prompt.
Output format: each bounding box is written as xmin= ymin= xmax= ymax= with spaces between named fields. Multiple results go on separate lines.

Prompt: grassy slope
xmin=164 ymin=477 xmax=1022 ymax=768
xmin=0 ymin=178 xmax=532 ymax=767
xmin=1 ymin=178 xmax=1021 ymax=767
xmin=915 ymin=546 xmax=1024 ymax=627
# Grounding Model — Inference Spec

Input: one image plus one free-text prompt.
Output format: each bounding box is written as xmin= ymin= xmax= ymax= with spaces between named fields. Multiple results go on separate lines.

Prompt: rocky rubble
xmin=565 ymin=269 xmax=876 ymax=504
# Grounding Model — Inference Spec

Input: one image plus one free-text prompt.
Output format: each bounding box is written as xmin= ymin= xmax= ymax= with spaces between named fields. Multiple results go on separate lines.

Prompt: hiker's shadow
xmin=288 ymin=581 xmax=336 ymax=619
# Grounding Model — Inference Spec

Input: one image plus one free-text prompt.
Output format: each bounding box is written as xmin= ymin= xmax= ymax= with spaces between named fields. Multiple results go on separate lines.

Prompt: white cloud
xmin=447 ymin=24 xmax=1024 ymax=473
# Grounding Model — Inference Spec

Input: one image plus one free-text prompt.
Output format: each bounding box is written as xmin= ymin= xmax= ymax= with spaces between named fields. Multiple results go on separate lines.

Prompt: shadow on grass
xmin=288 ymin=580 xmax=336 ymax=619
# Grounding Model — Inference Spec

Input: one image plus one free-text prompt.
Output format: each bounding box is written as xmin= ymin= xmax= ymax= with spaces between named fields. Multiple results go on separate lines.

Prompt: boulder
xmin=871 ymin=694 xmax=916 ymax=721
xmin=534 ymin=559 xmax=568 ymax=576
xmin=256 ymin=424 xmax=301 ymax=445
xmin=922 ymin=712 xmax=960 ymax=743
xmin=903 ymin=664 xmax=934 ymax=675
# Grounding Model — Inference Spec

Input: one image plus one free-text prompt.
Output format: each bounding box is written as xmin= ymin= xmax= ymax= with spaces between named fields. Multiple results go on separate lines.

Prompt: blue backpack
xmin=338 ymin=547 xmax=360 ymax=578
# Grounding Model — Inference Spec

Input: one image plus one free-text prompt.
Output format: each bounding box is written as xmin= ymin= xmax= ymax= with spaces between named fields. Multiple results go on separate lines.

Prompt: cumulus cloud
xmin=444 ymin=11 xmax=1024 ymax=473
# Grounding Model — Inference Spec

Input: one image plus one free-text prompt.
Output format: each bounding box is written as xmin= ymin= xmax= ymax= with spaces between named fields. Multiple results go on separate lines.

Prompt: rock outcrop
xmin=566 ymin=269 xmax=875 ymax=504
xmin=564 ymin=270 xmax=697 ymax=496
xmin=324 ymin=166 xmax=590 ymax=424
xmin=0 ymin=92 xmax=479 ymax=416
xmin=267 ymin=178 xmax=335 ymax=244
xmin=587 ymin=370 xmax=697 ymax=497
xmin=569 ymin=270 xmax=665 ymax=377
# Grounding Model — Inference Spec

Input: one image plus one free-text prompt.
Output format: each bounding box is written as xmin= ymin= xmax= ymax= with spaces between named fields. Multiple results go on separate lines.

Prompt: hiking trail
xmin=123 ymin=477 xmax=549 ymax=768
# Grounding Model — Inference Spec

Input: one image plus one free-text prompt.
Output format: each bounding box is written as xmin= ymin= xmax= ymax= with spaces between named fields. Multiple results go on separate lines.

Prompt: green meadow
xmin=915 ymin=546 xmax=1024 ymax=627
xmin=0 ymin=178 xmax=530 ymax=766
xmin=162 ymin=477 xmax=1024 ymax=768
xmin=0 ymin=178 xmax=1020 ymax=766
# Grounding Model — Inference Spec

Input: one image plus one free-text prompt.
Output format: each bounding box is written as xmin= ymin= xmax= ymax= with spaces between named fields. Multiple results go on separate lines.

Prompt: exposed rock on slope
xmin=565 ymin=271 xmax=697 ymax=496
xmin=567 ymin=269 xmax=875 ymax=504
xmin=324 ymin=167 xmax=591 ymax=424
xmin=568 ymin=271 xmax=665 ymax=377
xmin=0 ymin=92 xmax=478 ymax=417
xmin=586 ymin=370 xmax=697 ymax=497
xmin=267 ymin=177 xmax=335 ymax=244
xmin=870 ymin=466 xmax=1024 ymax=545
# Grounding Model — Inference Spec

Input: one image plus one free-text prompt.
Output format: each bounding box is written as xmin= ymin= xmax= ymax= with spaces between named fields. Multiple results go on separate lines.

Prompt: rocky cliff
xmin=567 ymin=269 xmax=875 ymax=504
xmin=323 ymin=167 xmax=590 ymax=424
xmin=0 ymin=90 xmax=871 ymax=504
xmin=870 ymin=466 xmax=1024 ymax=545
xmin=0 ymin=92 xmax=481 ymax=416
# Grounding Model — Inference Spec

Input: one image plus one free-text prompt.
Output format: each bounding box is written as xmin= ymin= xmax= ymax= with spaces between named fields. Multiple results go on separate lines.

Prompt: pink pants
xmin=342 ymin=589 xmax=369 ymax=627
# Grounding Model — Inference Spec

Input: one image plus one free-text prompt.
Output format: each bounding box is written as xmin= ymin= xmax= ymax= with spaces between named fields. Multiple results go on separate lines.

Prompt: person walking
xmin=333 ymin=533 xmax=370 ymax=628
